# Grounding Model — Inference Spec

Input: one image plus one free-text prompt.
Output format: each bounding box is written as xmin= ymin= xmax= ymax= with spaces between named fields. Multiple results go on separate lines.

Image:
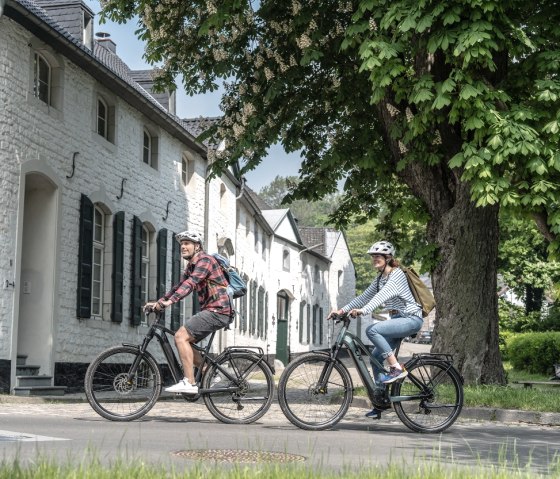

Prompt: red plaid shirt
xmin=161 ymin=252 xmax=232 ymax=316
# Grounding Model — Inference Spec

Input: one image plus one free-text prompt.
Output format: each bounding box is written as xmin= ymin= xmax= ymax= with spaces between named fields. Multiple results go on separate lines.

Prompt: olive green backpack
xmin=400 ymin=267 xmax=435 ymax=318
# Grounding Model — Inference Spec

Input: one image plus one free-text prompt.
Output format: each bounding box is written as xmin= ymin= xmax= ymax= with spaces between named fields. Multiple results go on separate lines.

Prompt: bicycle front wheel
xmin=85 ymin=346 xmax=162 ymax=421
xmin=392 ymin=359 xmax=463 ymax=433
xmin=203 ymin=352 xmax=274 ymax=424
xmin=278 ymin=353 xmax=353 ymax=431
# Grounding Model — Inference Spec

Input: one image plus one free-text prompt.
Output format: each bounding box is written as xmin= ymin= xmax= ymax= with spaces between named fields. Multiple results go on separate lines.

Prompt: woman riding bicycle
xmin=332 ymin=240 xmax=423 ymax=415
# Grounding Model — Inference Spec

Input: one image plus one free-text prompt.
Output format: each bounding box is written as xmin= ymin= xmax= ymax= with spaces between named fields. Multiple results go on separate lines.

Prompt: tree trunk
xmin=429 ymin=182 xmax=506 ymax=384
xmin=377 ymin=102 xmax=506 ymax=385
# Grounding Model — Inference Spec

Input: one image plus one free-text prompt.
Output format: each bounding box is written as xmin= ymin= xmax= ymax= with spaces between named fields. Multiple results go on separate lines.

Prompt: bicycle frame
xmin=122 ymin=313 xmax=270 ymax=396
xmin=326 ymin=316 xmax=460 ymax=406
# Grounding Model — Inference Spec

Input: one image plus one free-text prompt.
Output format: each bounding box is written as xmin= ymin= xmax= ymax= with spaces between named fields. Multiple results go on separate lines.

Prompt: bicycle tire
xmin=203 ymin=352 xmax=274 ymax=424
xmin=392 ymin=359 xmax=463 ymax=433
xmin=85 ymin=346 xmax=162 ymax=421
xmin=278 ymin=353 xmax=353 ymax=431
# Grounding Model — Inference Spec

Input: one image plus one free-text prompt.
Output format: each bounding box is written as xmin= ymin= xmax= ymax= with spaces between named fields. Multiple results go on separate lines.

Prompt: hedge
xmin=507 ymin=332 xmax=560 ymax=376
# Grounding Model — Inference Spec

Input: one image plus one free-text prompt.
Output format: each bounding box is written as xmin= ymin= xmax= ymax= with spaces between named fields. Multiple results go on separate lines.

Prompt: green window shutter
xmin=77 ymin=194 xmax=93 ymax=318
xmin=111 ymin=211 xmax=125 ymax=323
xmin=299 ymin=302 xmax=305 ymax=343
xmin=156 ymin=228 xmax=167 ymax=297
xmin=306 ymin=304 xmax=311 ymax=343
xmin=156 ymin=229 xmax=168 ymax=324
xmin=170 ymin=233 xmax=181 ymax=331
xmin=130 ymin=216 xmax=142 ymax=326
xmin=250 ymin=281 xmax=257 ymax=335
xmin=312 ymin=305 xmax=317 ymax=344
xmin=257 ymin=286 xmax=264 ymax=338
xmin=319 ymin=307 xmax=324 ymax=345
xmin=264 ymin=292 xmax=268 ymax=340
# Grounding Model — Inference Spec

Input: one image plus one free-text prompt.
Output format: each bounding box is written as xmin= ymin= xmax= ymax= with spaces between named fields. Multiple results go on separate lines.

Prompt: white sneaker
xmin=165 ymin=379 xmax=198 ymax=394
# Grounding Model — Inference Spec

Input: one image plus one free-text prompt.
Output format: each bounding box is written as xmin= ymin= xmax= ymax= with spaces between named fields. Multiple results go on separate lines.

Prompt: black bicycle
xmin=278 ymin=312 xmax=463 ymax=433
xmin=84 ymin=312 xmax=274 ymax=423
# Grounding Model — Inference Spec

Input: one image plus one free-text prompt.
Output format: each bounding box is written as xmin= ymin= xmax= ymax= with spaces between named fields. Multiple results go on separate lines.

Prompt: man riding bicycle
xmin=144 ymin=231 xmax=232 ymax=394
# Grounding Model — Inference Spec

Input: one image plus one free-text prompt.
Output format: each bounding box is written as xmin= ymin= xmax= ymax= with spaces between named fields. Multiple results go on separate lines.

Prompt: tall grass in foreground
xmin=0 ymin=457 xmax=558 ymax=479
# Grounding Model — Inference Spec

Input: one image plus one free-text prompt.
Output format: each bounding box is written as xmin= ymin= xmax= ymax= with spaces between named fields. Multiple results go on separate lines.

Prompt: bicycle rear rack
xmin=412 ymin=352 xmax=454 ymax=363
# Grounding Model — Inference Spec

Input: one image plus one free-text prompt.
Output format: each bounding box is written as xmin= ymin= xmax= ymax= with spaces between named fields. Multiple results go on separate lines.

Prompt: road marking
xmin=0 ymin=430 xmax=69 ymax=442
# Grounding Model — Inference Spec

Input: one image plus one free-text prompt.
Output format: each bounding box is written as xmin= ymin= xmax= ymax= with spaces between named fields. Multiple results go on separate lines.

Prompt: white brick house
xmin=0 ymin=0 xmax=355 ymax=394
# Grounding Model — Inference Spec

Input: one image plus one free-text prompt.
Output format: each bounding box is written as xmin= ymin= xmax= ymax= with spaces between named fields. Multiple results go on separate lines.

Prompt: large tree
xmin=101 ymin=0 xmax=560 ymax=384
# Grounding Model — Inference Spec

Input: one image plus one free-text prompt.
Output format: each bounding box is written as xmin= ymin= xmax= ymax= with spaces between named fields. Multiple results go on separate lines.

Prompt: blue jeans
xmin=366 ymin=314 xmax=424 ymax=382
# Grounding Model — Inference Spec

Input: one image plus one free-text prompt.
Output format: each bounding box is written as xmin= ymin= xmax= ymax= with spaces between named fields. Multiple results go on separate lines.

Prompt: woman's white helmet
xmin=367 ymin=240 xmax=395 ymax=256
xmin=175 ymin=231 xmax=204 ymax=245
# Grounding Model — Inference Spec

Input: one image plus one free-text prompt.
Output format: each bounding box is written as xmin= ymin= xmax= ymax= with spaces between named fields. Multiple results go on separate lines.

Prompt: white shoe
xmin=165 ymin=379 xmax=198 ymax=394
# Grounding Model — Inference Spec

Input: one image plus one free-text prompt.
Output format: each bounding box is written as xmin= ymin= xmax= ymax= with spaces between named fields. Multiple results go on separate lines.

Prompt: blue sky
xmin=84 ymin=0 xmax=301 ymax=192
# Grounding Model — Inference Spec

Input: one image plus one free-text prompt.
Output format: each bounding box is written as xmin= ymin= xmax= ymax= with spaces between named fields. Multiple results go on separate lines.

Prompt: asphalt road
xmin=1 ymin=399 xmax=559 ymax=475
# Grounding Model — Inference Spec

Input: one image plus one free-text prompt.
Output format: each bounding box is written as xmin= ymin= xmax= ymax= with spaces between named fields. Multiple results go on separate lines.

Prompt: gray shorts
xmin=184 ymin=310 xmax=231 ymax=342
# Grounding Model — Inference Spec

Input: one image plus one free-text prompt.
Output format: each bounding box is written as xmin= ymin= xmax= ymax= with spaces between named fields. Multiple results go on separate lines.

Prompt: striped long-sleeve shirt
xmin=161 ymin=252 xmax=232 ymax=316
xmin=341 ymin=268 xmax=421 ymax=317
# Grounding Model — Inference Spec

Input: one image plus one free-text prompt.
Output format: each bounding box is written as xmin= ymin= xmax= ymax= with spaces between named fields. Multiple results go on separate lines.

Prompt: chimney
xmin=96 ymin=32 xmax=117 ymax=54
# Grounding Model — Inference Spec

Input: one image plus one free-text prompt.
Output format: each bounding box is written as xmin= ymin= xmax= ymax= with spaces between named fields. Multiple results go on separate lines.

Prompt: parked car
xmin=413 ymin=331 xmax=432 ymax=344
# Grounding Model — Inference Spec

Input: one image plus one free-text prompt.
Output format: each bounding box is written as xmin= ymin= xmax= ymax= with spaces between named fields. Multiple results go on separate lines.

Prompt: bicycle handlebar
xmin=327 ymin=311 xmax=350 ymax=323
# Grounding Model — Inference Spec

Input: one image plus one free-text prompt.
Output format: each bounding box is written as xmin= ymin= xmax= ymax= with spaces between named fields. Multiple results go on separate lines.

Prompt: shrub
xmin=508 ymin=332 xmax=560 ymax=375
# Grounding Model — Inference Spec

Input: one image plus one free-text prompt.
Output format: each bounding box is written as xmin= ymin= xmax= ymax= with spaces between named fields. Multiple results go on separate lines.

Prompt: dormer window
xmin=83 ymin=10 xmax=93 ymax=50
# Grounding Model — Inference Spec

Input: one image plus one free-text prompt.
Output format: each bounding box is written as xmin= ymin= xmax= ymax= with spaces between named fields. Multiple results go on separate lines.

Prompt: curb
xmin=350 ymin=397 xmax=560 ymax=427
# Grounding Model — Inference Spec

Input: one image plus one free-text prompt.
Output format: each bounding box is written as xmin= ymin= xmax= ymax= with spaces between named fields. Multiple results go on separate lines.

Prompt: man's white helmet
xmin=367 ymin=240 xmax=395 ymax=256
xmin=175 ymin=231 xmax=204 ymax=245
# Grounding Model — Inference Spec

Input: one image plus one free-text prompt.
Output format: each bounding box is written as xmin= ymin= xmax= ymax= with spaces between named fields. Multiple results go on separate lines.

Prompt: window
xmin=254 ymin=223 xmax=259 ymax=253
xmin=338 ymin=270 xmax=343 ymax=290
xmin=314 ymin=264 xmax=321 ymax=283
xmin=91 ymin=206 xmax=105 ymax=316
xmin=33 ymin=52 xmax=51 ymax=105
xmin=283 ymin=249 xmax=290 ymax=271
xmin=299 ymin=301 xmax=306 ymax=343
xmin=245 ymin=218 xmax=251 ymax=238
xmin=262 ymin=236 xmax=267 ymax=261
xmin=97 ymin=98 xmax=108 ymax=139
xmin=142 ymin=127 xmax=159 ymax=168
xmin=140 ymin=225 xmax=150 ymax=308
xmin=143 ymin=129 xmax=151 ymax=165
xmin=181 ymin=153 xmax=196 ymax=188
xmin=312 ymin=304 xmax=319 ymax=344
xmin=220 ymin=183 xmax=227 ymax=210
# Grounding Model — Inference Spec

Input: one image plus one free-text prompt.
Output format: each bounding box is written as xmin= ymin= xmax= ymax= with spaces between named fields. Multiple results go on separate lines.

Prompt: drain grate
xmin=173 ymin=449 xmax=306 ymax=463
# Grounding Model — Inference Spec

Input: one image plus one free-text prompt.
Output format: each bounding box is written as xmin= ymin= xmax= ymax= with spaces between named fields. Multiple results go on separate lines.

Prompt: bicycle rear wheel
xmin=203 ymin=352 xmax=274 ymax=424
xmin=278 ymin=353 xmax=353 ymax=431
xmin=392 ymin=359 xmax=463 ymax=433
xmin=85 ymin=346 xmax=162 ymax=421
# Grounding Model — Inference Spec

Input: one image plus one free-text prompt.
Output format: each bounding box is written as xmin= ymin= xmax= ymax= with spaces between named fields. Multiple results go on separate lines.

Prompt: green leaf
xmin=459 ymin=84 xmax=481 ymax=100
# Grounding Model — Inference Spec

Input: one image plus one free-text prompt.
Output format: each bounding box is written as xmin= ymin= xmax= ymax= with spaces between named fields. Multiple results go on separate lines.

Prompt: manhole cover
xmin=173 ymin=449 xmax=306 ymax=463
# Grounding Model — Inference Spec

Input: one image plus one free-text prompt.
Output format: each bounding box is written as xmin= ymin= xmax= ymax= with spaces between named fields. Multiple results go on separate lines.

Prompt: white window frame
xmin=140 ymin=225 xmax=150 ymax=313
xmin=91 ymin=206 xmax=105 ymax=317
xmin=33 ymin=52 xmax=51 ymax=105
xmin=283 ymin=249 xmax=290 ymax=271
xmin=97 ymin=97 xmax=108 ymax=139
xmin=143 ymin=129 xmax=152 ymax=166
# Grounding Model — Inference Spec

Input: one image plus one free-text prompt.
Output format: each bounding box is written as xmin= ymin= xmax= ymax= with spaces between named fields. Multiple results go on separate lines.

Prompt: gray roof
xmin=182 ymin=117 xmax=222 ymax=148
xmin=8 ymin=0 xmax=205 ymax=154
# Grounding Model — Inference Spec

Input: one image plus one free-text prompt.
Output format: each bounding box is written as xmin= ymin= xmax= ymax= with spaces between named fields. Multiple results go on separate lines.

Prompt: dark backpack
xmin=401 ymin=266 xmax=435 ymax=318
xmin=211 ymin=253 xmax=247 ymax=299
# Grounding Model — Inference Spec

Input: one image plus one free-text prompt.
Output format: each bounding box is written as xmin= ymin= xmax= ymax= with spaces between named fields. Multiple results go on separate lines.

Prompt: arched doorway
xmin=275 ymin=290 xmax=291 ymax=365
xmin=16 ymin=172 xmax=59 ymax=379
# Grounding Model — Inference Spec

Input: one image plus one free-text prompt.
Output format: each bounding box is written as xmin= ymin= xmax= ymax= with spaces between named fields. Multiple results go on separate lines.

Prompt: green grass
xmin=0 ymin=457 xmax=558 ymax=479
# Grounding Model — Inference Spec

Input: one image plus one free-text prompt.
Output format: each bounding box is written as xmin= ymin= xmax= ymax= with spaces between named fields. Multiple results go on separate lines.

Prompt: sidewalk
xmin=2 ymin=379 xmax=559 ymax=428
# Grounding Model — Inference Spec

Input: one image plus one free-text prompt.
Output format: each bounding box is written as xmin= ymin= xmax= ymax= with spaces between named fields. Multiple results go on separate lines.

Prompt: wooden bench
xmin=513 ymin=380 xmax=560 ymax=389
